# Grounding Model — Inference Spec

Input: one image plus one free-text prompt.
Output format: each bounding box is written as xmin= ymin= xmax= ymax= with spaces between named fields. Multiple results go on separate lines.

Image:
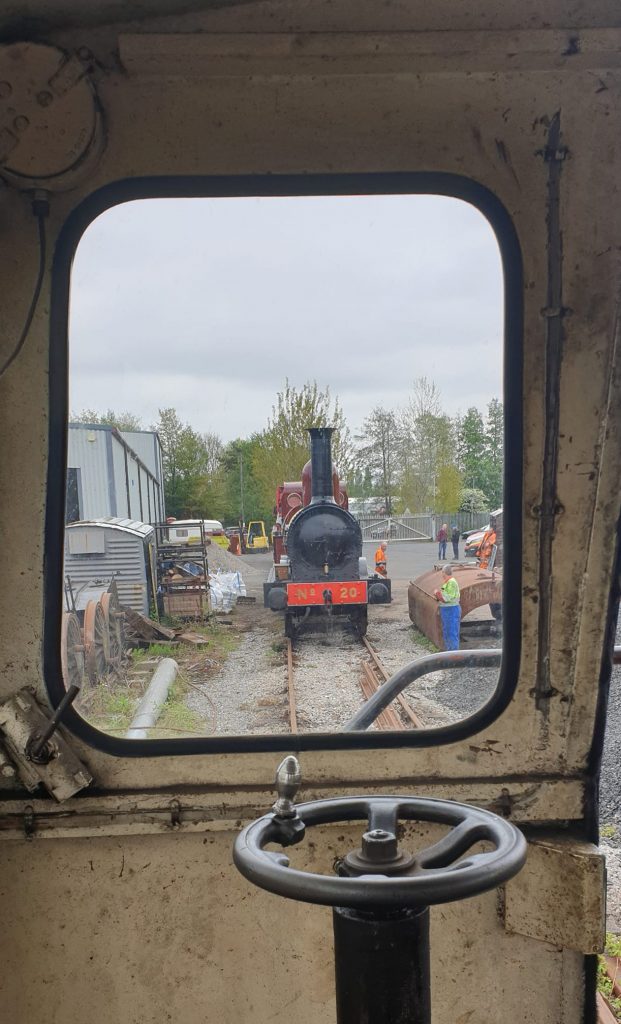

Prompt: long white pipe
xmin=126 ymin=658 xmax=178 ymax=739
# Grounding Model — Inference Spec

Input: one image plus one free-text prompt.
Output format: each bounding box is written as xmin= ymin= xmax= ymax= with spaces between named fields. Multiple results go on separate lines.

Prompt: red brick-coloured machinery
xmin=408 ymin=565 xmax=502 ymax=650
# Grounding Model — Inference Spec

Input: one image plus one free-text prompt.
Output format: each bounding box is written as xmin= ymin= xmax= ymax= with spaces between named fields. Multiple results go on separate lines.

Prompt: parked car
xmin=463 ymin=508 xmax=503 ymax=558
xmin=464 ymin=527 xmax=487 ymax=557
xmin=462 ymin=525 xmax=484 ymax=539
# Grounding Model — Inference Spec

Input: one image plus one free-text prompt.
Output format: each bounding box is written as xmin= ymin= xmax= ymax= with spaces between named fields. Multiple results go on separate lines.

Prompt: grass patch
xmin=77 ymin=675 xmax=142 ymax=733
xmin=601 ymin=824 xmax=617 ymax=840
xmin=149 ymin=618 xmax=242 ymax=736
xmin=131 ymin=643 xmax=178 ymax=661
xmin=598 ymin=933 xmax=621 ymax=1018
xmin=80 ymin=620 xmax=241 ymax=737
xmin=410 ymin=627 xmax=438 ymax=653
xmin=185 ymin=619 xmax=241 ymax=658
xmin=159 ymin=613 xmax=184 ymax=630
xmin=154 ymin=675 xmax=205 ymax=737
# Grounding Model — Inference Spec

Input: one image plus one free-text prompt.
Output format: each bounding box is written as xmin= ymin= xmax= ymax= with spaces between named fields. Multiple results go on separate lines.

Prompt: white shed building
xmin=66 ymin=424 xmax=165 ymax=525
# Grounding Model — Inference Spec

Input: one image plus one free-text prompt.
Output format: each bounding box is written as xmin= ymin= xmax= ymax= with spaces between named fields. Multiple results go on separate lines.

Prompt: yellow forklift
xmin=246 ymin=521 xmax=270 ymax=551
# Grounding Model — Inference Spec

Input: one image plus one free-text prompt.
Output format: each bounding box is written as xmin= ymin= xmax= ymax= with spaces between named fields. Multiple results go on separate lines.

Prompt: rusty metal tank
xmin=408 ymin=564 xmax=502 ymax=649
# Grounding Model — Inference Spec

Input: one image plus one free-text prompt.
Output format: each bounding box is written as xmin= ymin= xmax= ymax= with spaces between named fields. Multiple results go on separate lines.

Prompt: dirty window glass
xmin=64 ymin=194 xmax=504 ymax=741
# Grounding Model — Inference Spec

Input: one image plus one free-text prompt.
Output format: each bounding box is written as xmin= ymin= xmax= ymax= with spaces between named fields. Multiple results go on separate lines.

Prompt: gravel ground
xmin=186 ymin=623 xmax=291 ymax=734
xmin=292 ymin=626 xmax=379 ymax=731
xmin=364 ymin=615 xmax=500 ymax=727
xmin=207 ymin=543 xmax=264 ymax=577
xmin=600 ymin=615 xmax=621 ymax=930
xmin=185 ymin=599 xmax=499 ymax=735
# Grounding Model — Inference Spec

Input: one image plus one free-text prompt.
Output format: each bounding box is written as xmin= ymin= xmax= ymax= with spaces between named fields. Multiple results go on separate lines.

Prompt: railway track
xmin=285 ymin=633 xmax=421 ymax=733
xmin=359 ymin=636 xmax=423 ymax=730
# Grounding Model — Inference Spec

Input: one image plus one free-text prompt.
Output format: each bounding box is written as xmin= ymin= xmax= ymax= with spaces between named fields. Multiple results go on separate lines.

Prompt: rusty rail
xmin=346 ymin=644 xmax=621 ymax=732
xmin=359 ymin=660 xmax=402 ymax=730
xmin=345 ymin=649 xmax=502 ymax=731
xmin=361 ymin=637 xmax=423 ymax=729
xmin=286 ymin=638 xmax=298 ymax=733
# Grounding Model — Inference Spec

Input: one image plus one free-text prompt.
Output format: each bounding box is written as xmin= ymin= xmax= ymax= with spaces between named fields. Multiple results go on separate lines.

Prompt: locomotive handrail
xmin=344 ymin=645 xmax=621 ymax=731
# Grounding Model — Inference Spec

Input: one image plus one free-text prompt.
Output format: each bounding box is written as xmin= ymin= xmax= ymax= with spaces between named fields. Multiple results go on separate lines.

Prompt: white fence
xmin=356 ymin=511 xmax=490 ymax=542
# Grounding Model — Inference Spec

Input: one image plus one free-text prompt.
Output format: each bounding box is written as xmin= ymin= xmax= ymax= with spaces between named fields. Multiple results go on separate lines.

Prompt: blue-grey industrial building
xmin=66 ymin=424 xmax=165 ymax=525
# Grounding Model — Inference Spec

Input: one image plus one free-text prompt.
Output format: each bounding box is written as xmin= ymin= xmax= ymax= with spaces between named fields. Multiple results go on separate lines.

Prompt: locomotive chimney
xmin=308 ymin=426 xmax=335 ymax=504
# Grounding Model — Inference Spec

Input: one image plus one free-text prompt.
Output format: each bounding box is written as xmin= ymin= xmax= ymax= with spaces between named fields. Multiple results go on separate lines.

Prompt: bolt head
xmin=361 ymin=828 xmax=399 ymax=863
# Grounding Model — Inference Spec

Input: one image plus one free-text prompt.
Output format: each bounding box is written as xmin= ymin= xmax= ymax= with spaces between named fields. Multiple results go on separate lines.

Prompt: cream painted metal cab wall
xmin=0 ymin=2 xmax=619 ymax=1022
xmin=0 ymin=827 xmax=586 ymax=1024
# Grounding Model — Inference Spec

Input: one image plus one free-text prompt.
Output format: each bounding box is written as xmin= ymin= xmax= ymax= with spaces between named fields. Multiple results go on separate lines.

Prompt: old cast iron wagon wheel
xmin=83 ymin=599 xmax=110 ymax=684
xmin=60 ymin=612 xmax=85 ymax=691
xmin=101 ymin=589 xmax=124 ymax=669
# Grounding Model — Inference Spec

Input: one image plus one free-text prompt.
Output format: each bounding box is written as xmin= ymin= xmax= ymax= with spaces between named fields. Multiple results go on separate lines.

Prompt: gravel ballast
xmin=599 ymin=615 xmax=621 ymax=930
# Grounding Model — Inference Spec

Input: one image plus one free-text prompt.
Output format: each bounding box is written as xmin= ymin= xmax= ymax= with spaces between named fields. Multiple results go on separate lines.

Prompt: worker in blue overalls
xmin=434 ymin=564 xmax=461 ymax=650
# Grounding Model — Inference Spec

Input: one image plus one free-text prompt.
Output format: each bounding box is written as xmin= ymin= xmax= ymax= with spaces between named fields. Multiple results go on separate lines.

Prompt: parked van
xmin=165 ymin=519 xmax=224 ymax=544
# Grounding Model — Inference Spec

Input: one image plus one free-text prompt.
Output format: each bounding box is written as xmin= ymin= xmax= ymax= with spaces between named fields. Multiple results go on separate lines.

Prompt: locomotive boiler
xmin=264 ymin=427 xmax=391 ymax=637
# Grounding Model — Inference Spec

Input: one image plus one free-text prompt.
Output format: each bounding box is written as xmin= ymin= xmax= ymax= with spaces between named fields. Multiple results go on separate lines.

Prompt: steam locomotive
xmin=264 ymin=427 xmax=391 ymax=637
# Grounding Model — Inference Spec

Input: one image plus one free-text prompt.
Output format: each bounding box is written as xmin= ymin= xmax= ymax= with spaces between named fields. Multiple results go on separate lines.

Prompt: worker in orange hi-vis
xmin=374 ymin=542 xmax=388 ymax=577
xmin=476 ymin=514 xmax=498 ymax=569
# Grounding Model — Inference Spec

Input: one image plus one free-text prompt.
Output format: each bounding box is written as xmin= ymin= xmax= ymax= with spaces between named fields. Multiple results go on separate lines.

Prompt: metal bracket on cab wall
xmin=0 ymin=688 xmax=92 ymax=802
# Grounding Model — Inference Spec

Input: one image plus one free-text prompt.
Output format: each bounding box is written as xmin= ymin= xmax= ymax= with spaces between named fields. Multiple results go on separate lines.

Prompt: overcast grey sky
xmin=69 ymin=194 xmax=503 ymax=440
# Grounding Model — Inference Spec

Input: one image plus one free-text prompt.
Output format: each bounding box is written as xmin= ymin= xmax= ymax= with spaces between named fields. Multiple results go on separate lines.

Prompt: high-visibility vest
xmin=375 ymin=547 xmax=387 ymax=573
xmin=477 ymin=531 xmax=496 ymax=567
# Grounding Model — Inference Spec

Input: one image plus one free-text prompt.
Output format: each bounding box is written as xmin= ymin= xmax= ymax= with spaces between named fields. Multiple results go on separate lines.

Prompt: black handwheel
xmin=234 ymin=793 xmax=526 ymax=910
xmin=234 ymin=760 xmax=527 ymax=1024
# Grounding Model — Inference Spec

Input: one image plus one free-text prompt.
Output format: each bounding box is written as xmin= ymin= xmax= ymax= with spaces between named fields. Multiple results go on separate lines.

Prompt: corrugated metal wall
xmin=67 ymin=427 xmax=113 ymax=519
xmin=111 ymin=438 xmax=126 ymax=517
xmin=64 ymin=525 xmax=153 ymax=615
xmin=120 ymin=431 xmax=163 ymax=488
xmin=125 ymin=450 xmax=141 ymax=521
xmin=67 ymin=426 xmax=164 ymax=524
xmin=120 ymin=431 xmax=165 ymax=522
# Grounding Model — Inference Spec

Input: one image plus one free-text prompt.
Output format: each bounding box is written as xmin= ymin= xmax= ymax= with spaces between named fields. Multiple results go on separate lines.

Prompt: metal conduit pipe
xmin=126 ymin=658 xmax=178 ymax=739
xmin=344 ymin=649 xmax=502 ymax=731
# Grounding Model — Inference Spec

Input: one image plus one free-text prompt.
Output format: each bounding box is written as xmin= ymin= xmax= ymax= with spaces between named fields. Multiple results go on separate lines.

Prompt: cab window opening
xmin=45 ymin=173 xmax=523 ymax=755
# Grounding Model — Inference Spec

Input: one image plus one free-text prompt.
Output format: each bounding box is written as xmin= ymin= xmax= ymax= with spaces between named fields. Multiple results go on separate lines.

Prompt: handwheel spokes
xmin=412 ymin=820 xmax=493 ymax=871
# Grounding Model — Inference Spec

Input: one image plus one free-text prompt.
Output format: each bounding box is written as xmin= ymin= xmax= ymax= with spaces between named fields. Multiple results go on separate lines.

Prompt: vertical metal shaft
xmin=239 ymin=451 xmax=245 ymax=526
xmin=333 ymin=905 xmax=431 ymax=1024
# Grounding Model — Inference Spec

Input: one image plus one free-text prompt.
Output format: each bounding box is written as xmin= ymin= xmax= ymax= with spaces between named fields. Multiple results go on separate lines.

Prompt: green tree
xmin=436 ymin=464 xmax=463 ymax=513
xmin=219 ymin=438 xmax=271 ymax=526
xmin=356 ymin=407 xmax=398 ymax=514
xmin=456 ymin=407 xmax=488 ymax=496
xmin=71 ymin=408 xmax=143 ymax=431
xmin=459 ymin=487 xmax=489 ymax=513
xmin=252 ymin=380 xmax=352 ymax=507
xmin=484 ymin=398 xmax=504 ymax=507
xmin=399 ymin=378 xmax=456 ymax=511
xmin=152 ymin=408 xmax=224 ymax=518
